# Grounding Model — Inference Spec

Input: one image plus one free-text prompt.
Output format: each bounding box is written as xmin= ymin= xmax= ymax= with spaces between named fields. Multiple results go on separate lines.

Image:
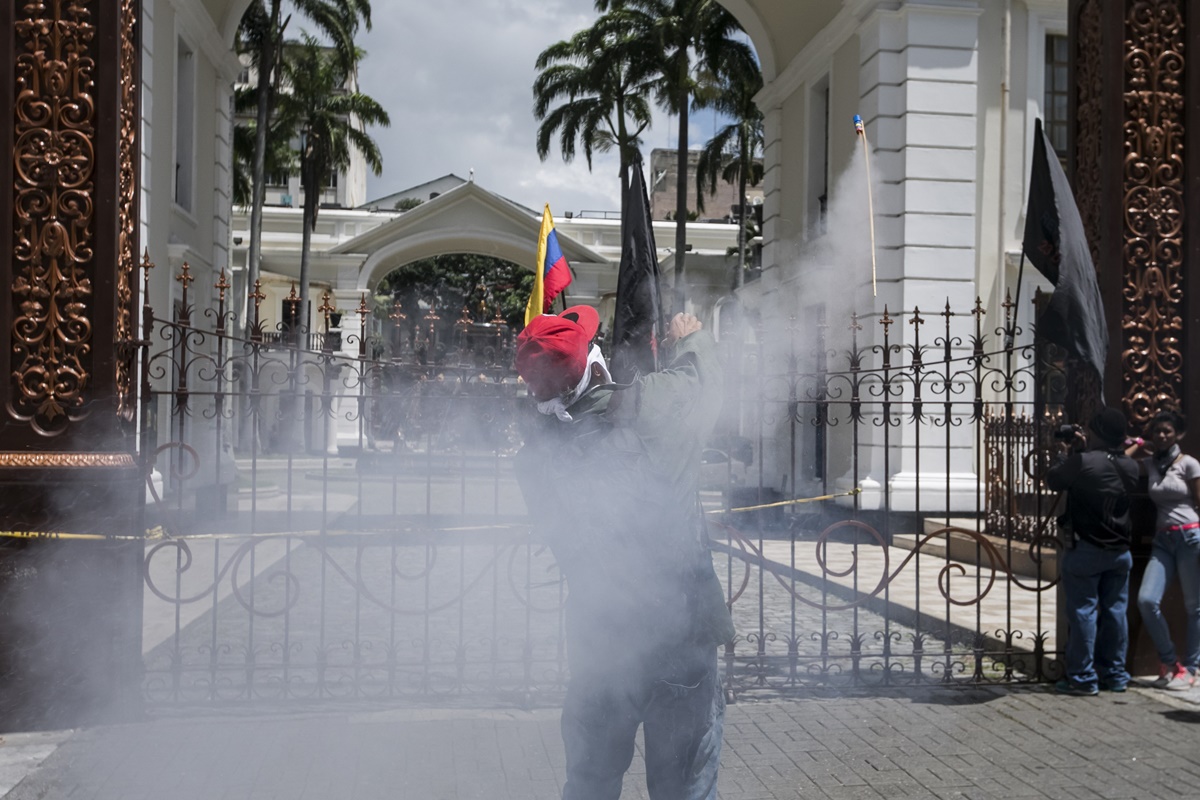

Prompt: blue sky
xmin=353 ymin=0 xmax=738 ymax=213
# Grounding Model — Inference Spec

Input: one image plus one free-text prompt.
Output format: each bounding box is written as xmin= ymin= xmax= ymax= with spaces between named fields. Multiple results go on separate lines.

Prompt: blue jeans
xmin=1137 ymin=528 xmax=1200 ymax=670
xmin=1061 ymin=540 xmax=1132 ymax=689
xmin=561 ymin=634 xmax=723 ymax=800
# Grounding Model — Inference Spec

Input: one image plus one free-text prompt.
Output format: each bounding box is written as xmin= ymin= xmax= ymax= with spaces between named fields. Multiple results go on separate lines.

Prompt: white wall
xmin=142 ymin=0 xmax=241 ymax=320
xmin=733 ymin=0 xmax=1067 ymax=511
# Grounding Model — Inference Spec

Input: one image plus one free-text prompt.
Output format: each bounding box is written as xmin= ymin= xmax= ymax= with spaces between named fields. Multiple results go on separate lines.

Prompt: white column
xmin=838 ymin=1 xmax=983 ymax=512
xmin=332 ymin=285 xmax=371 ymax=453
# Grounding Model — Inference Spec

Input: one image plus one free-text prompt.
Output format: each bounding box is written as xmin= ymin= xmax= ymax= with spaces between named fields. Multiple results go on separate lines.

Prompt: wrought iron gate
xmin=140 ymin=266 xmax=1067 ymax=706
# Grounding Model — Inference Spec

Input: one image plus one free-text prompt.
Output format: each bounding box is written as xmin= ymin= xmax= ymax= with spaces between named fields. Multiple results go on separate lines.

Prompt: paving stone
xmin=6 ymin=687 xmax=1200 ymax=799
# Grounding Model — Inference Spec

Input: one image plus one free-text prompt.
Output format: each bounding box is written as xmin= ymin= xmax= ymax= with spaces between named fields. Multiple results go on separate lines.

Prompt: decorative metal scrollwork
xmin=10 ymin=1 xmax=97 ymax=434
xmin=116 ymin=0 xmax=140 ymax=420
xmin=1075 ymin=0 xmax=1104 ymax=271
xmin=1121 ymin=0 xmax=1186 ymax=425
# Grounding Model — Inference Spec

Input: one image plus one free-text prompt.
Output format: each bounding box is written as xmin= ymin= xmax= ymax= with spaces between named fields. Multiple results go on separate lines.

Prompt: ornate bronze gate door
xmin=1069 ymin=0 xmax=1199 ymax=672
xmin=1070 ymin=0 xmax=1197 ymax=422
xmin=0 ymin=2 xmax=144 ymax=729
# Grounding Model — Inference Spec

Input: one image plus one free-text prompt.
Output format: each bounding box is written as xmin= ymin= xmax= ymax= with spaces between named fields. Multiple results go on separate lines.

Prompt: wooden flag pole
xmin=855 ymin=115 xmax=878 ymax=297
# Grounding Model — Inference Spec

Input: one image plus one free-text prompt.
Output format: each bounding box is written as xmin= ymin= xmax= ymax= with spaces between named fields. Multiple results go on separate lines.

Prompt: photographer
xmin=1045 ymin=409 xmax=1140 ymax=695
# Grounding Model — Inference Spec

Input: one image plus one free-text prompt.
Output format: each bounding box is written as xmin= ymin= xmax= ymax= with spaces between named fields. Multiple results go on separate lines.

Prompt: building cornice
xmin=755 ymin=3 xmax=860 ymax=110
xmin=168 ymin=0 xmax=243 ymax=84
xmin=757 ymin=0 xmax=988 ymax=109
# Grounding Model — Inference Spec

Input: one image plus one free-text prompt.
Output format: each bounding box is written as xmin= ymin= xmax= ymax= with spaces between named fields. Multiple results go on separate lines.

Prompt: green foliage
xmin=695 ymin=46 xmax=764 ymax=214
xmin=533 ymin=12 xmax=657 ymax=180
xmin=232 ymin=86 xmax=295 ymax=206
xmin=593 ymin=0 xmax=754 ymax=264
xmin=277 ymin=34 xmax=390 ymax=205
xmin=377 ymin=254 xmax=534 ymax=332
xmin=238 ymin=0 xmax=372 ymax=75
xmin=394 ymin=197 xmax=424 ymax=212
xmin=236 ymin=0 xmax=374 ymax=320
xmin=590 ymin=0 xmax=753 ymax=127
xmin=275 ymin=34 xmax=389 ymax=312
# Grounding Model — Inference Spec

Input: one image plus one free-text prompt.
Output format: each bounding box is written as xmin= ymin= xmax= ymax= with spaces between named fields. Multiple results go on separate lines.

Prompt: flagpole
xmin=1008 ymin=251 xmax=1026 ymax=349
xmin=854 ymin=115 xmax=878 ymax=297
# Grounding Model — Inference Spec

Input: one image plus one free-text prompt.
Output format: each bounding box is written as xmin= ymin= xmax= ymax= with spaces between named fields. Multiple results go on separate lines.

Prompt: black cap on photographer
xmin=1089 ymin=408 xmax=1127 ymax=448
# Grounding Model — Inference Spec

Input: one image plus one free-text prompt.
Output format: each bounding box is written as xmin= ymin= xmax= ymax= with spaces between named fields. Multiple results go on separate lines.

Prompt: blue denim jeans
xmin=561 ymin=634 xmax=724 ymax=800
xmin=1137 ymin=527 xmax=1200 ymax=670
xmin=1060 ymin=540 xmax=1133 ymax=690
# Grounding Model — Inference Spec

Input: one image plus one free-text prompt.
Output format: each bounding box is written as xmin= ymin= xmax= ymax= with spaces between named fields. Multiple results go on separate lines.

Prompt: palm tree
xmin=231 ymin=86 xmax=294 ymax=207
xmin=276 ymin=34 xmax=389 ymax=326
xmin=238 ymin=0 xmax=371 ymax=336
xmin=532 ymin=13 xmax=657 ymax=215
xmin=595 ymin=0 xmax=753 ymax=284
xmin=696 ymin=51 xmax=764 ymax=289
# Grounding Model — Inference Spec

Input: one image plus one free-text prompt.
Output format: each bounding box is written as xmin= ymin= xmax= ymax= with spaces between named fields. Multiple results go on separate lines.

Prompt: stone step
xmin=891 ymin=518 xmax=1057 ymax=579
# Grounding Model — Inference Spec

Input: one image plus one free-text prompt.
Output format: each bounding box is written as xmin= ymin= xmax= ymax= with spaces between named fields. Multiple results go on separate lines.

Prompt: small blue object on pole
xmin=852 ymin=113 xmax=877 ymax=295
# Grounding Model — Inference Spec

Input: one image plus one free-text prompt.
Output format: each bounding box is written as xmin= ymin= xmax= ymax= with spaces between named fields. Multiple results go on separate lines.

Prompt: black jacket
xmin=1045 ymin=447 xmax=1139 ymax=550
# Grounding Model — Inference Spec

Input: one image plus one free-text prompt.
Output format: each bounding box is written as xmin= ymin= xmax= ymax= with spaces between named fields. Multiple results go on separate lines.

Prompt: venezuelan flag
xmin=524 ymin=204 xmax=572 ymax=325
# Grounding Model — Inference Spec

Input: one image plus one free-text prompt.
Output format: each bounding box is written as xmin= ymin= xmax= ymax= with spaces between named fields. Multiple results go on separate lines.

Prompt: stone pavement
xmin=6 ymin=683 xmax=1200 ymax=799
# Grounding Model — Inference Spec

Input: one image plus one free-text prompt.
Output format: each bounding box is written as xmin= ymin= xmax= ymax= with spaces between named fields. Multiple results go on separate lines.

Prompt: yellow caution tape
xmin=0 ymin=530 xmax=140 ymax=541
xmin=0 ymin=523 xmax=529 ymax=542
xmin=708 ymin=487 xmax=862 ymax=514
xmin=0 ymin=492 xmax=861 ymax=539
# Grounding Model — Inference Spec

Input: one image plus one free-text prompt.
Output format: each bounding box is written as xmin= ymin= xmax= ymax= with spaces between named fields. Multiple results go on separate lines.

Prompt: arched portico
xmin=358 ymin=232 xmax=559 ymax=294
xmin=329 ymin=181 xmax=610 ymax=301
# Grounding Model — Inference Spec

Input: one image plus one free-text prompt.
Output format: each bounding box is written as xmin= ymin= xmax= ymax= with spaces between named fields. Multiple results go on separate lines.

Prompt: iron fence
xmin=140 ymin=267 xmax=1068 ymax=706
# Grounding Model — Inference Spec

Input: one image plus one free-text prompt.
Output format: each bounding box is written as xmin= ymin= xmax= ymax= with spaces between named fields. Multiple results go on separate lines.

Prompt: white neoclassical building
xmin=717 ymin=0 xmax=1068 ymax=512
xmin=143 ymin=0 xmax=1068 ymax=512
xmin=228 ymin=174 xmax=743 ymax=340
xmin=139 ymin=0 xmax=244 ymax=325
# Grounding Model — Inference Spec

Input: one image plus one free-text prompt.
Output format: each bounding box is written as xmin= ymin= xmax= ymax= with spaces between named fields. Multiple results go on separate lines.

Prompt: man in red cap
xmin=515 ymin=307 xmax=733 ymax=800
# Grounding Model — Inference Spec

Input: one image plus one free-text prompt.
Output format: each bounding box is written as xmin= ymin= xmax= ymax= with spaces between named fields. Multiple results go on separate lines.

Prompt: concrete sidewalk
xmin=5 ymin=684 xmax=1200 ymax=799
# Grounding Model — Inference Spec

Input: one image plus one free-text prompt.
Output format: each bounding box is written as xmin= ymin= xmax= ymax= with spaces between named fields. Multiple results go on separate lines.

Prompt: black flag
xmin=1022 ymin=118 xmax=1108 ymax=387
xmin=610 ymin=156 xmax=663 ymax=383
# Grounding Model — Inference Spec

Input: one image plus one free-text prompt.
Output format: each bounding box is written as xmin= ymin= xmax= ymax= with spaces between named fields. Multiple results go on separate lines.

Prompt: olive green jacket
xmin=516 ymin=330 xmax=735 ymax=648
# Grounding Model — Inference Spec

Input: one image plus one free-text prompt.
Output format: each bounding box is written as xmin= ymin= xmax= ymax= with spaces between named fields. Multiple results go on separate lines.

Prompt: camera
xmin=1053 ymin=423 xmax=1082 ymax=442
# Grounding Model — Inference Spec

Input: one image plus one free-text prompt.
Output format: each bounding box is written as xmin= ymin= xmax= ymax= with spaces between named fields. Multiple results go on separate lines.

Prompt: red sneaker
xmin=1151 ymin=662 xmax=1190 ymax=690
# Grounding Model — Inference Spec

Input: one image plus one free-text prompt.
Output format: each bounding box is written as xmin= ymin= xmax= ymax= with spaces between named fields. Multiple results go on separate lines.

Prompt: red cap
xmin=515 ymin=306 xmax=600 ymax=400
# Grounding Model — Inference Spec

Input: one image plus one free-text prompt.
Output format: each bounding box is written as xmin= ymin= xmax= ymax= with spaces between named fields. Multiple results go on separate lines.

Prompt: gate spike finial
xmin=318 ymin=290 xmax=335 ymax=341
xmin=176 ymin=263 xmax=194 ymax=325
xmin=141 ymin=250 xmax=153 ymax=297
xmin=250 ymin=279 xmax=265 ymax=310
xmin=141 ymin=251 xmax=155 ymax=338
